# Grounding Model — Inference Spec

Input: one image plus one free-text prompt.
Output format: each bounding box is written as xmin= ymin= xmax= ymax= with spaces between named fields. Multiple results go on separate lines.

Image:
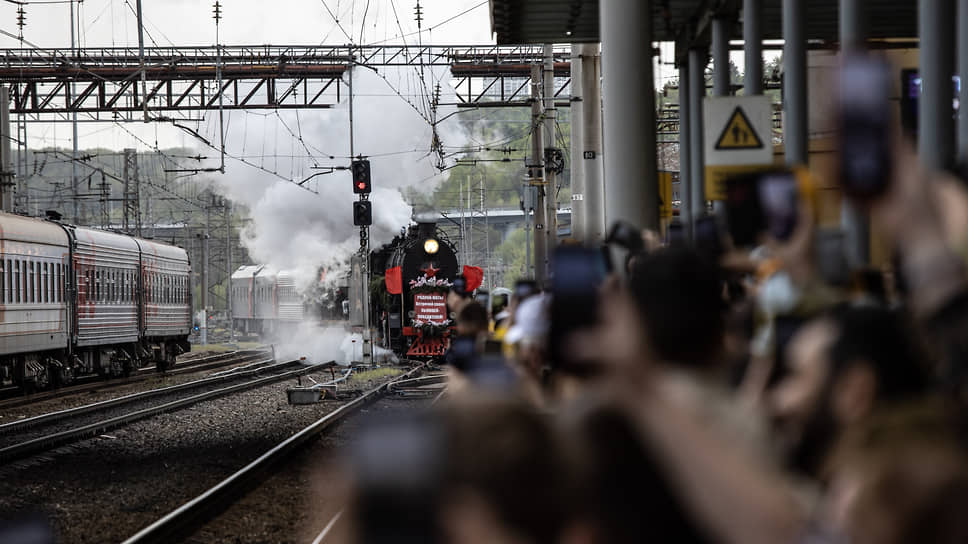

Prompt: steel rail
xmin=0 ymin=361 xmax=331 ymax=465
xmin=0 ymin=349 xmax=270 ymax=411
xmin=0 ymin=358 xmax=315 ymax=436
xmin=121 ymin=365 xmax=426 ymax=544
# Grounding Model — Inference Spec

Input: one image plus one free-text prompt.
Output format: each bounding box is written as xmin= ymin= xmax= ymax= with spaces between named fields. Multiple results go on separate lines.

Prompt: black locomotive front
xmin=381 ymin=221 xmax=459 ymax=357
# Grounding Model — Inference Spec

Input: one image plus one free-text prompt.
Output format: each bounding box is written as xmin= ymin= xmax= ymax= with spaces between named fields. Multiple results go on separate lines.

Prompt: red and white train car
xmin=0 ymin=211 xmax=191 ymax=389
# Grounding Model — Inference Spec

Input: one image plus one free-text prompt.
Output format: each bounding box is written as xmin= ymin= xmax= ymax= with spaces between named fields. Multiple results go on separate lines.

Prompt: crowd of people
xmin=344 ymin=136 xmax=968 ymax=544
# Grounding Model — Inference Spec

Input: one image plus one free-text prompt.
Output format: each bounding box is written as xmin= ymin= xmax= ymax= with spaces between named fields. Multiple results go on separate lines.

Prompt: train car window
xmin=14 ymin=260 xmax=21 ymax=303
xmin=41 ymin=263 xmax=47 ymax=304
xmin=0 ymin=259 xmax=5 ymax=304
xmin=34 ymin=261 xmax=39 ymax=303
xmin=25 ymin=261 xmax=30 ymax=303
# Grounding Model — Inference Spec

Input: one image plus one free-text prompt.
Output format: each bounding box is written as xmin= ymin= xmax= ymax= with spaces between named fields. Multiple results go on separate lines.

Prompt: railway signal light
xmin=353 ymin=200 xmax=372 ymax=226
xmin=351 ymin=159 xmax=371 ymax=194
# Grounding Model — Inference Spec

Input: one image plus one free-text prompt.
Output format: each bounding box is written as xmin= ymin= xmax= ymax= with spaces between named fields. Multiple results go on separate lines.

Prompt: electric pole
xmin=542 ymin=44 xmax=559 ymax=275
xmin=529 ymin=64 xmax=547 ymax=286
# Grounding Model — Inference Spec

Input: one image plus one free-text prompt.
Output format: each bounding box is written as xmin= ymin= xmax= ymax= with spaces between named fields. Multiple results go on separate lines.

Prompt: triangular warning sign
xmin=715 ymin=107 xmax=764 ymax=150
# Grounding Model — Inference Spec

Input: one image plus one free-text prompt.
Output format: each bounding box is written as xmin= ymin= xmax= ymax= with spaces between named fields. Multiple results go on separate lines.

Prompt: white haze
xmin=211 ymin=66 xmax=466 ymax=290
xmin=274 ymin=324 xmax=400 ymax=365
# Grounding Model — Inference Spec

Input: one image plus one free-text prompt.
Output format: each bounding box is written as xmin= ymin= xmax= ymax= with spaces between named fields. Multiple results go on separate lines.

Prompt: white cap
xmin=504 ymin=294 xmax=550 ymax=345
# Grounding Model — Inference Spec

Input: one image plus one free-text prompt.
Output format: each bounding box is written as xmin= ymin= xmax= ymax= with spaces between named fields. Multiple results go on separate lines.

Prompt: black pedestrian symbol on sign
xmin=715 ymin=106 xmax=764 ymax=150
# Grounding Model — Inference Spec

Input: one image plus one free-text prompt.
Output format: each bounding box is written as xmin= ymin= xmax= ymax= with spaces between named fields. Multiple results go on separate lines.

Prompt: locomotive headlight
xmin=423 ymin=238 xmax=439 ymax=255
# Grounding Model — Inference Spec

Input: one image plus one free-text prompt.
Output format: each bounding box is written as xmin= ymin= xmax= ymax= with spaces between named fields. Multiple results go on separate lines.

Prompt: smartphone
xmin=724 ymin=172 xmax=765 ymax=248
xmin=757 ymin=172 xmax=799 ymax=242
xmin=550 ymin=245 xmax=610 ymax=371
xmin=724 ymin=170 xmax=800 ymax=246
xmin=814 ymin=228 xmax=849 ymax=287
xmin=474 ymin=289 xmax=490 ymax=310
xmin=350 ymin=414 xmax=443 ymax=544
xmin=451 ymin=276 xmax=468 ymax=296
xmin=838 ymin=53 xmax=894 ymax=199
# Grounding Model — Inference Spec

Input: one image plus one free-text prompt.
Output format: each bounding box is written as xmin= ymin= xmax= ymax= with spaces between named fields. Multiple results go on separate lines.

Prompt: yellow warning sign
xmin=715 ymin=107 xmax=764 ymax=150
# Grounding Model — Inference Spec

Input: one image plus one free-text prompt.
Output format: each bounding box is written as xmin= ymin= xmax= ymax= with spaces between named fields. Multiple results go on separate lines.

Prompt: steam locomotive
xmin=373 ymin=221 xmax=481 ymax=358
xmin=0 ymin=211 xmax=192 ymax=389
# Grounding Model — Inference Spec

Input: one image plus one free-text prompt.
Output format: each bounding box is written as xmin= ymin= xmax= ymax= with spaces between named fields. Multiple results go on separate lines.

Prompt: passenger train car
xmin=230 ymin=266 xmax=305 ymax=337
xmin=0 ymin=211 xmax=191 ymax=389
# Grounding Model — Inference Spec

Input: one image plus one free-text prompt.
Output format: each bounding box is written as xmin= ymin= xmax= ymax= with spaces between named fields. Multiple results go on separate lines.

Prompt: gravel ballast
xmin=185 ymin=396 xmax=430 ymax=544
xmin=0 ymin=367 xmax=406 ymax=544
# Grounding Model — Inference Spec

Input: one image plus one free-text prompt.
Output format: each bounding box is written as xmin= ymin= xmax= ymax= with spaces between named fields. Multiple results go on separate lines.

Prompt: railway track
xmin=122 ymin=368 xmax=444 ymax=544
xmin=0 ymin=358 xmax=331 ymax=465
xmin=0 ymin=349 xmax=271 ymax=411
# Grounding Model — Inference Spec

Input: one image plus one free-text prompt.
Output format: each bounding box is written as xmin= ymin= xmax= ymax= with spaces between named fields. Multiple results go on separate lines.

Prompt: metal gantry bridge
xmin=0 ymin=44 xmax=574 ymax=118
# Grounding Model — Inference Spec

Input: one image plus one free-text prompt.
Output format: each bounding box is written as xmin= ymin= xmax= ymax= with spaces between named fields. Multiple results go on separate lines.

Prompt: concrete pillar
xmin=581 ymin=43 xmax=605 ymax=243
xmin=743 ymin=0 xmax=763 ymax=95
xmin=678 ymin=60 xmax=692 ymax=233
xmin=712 ymin=18 xmax=731 ymax=97
xmin=958 ymin=0 xmax=968 ymax=162
xmin=783 ymin=0 xmax=808 ymax=166
xmin=919 ymin=0 xmax=956 ymax=171
xmin=711 ymin=18 xmax=730 ymax=217
xmin=569 ymin=44 xmax=585 ymax=241
xmin=600 ymin=0 xmax=659 ymax=230
xmin=840 ymin=0 xmax=869 ymax=266
xmin=688 ymin=48 xmax=707 ymax=225
xmin=840 ymin=0 xmax=865 ymax=49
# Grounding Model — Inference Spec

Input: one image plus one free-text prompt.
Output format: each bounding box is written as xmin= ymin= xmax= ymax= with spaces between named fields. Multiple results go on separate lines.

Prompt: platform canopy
xmin=489 ymin=0 xmax=918 ymax=45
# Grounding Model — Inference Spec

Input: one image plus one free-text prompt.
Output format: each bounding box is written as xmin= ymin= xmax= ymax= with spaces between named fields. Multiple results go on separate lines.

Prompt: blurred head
xmin=561 ymin=400 xmax=711 ymax=544
xmin=628 ymin=247 xmax=725 ymax=369
xmin=347 ymin=396 xmax=571 ymax=544
xmin=826 ymin=422 xmax=968 ymax=544
xmin=439 ymin=395 xmax=571 ymax=544
xmin=769 ymin=306 xmax=931 ymax=476
xmin=456 ymin=301 xmax=489 ymax=339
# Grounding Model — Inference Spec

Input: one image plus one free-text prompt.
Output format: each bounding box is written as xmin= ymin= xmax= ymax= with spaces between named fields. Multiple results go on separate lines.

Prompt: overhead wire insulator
xmin=212 ymin=1 xmax=222 ymax=23
xmin=16 ymin=7 xmax=26 ymax=41
xmin=414 ymin=1 xmax=424 ymax=29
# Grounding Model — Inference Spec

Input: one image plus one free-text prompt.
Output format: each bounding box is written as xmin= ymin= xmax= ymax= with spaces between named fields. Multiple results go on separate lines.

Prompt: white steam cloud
xmin=210 ymin=67 xmax=466 ymax=288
